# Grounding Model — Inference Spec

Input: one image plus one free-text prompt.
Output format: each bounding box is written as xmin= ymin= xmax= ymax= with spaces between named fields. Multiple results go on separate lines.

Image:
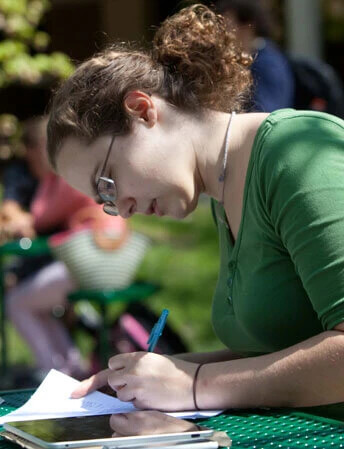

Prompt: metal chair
xmin=68 ymin=282 xmax=160 ymax=368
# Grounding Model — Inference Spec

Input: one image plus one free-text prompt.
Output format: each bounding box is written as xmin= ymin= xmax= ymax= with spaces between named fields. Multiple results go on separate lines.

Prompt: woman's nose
xmin=119 ymin=197 xmax=137 ymax=218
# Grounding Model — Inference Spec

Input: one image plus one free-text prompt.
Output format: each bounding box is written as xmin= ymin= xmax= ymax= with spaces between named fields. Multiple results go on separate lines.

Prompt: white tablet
xmin=3 ymin=414 xmax=214 ymax=449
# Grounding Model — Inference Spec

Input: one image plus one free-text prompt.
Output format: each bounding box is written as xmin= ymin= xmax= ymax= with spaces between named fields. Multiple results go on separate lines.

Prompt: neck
xmin=195 ymin=111 xmax=241 ymax=202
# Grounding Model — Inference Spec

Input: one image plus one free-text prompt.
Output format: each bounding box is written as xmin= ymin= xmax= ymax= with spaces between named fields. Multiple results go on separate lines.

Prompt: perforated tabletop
xmin=2 ymin=389 xmax=344 ymax=448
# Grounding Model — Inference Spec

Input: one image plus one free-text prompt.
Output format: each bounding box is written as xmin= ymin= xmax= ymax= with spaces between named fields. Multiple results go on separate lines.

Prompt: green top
xmin=211 ymin=108 xmax=344 ymax=356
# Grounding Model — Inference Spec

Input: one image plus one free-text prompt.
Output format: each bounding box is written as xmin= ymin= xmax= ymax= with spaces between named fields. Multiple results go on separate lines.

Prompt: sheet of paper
xmin=0 ymin=369 xmax=222 ymax=425
xmin=0 ymin=370 xmax=136 ymax=425
xmin=0 ymin=397 xmax=5 ymax=405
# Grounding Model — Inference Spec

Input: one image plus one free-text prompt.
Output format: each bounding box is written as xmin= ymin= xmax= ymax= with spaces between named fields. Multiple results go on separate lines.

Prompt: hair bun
xmin=152 ymin=4 xmax=252 ymax=112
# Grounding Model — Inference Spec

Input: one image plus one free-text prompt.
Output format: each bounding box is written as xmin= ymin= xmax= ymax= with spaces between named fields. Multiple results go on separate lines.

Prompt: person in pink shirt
xmin=5 ymin=117 xmax=128 ymax=379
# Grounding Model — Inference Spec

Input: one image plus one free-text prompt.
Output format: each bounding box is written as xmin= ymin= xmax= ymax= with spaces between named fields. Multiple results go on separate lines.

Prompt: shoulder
xmin=255 ymin=109 xmax=344 ymax=169
xmin=251 ymin=109 xmax=344 ymax=205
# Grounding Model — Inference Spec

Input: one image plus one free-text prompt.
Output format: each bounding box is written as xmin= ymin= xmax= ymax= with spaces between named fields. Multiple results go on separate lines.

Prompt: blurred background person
xmin=0 ymin=137 xmax=38 ymax=244
xmin=3 ymin=116 xmax=130 ymax=381
xmin=214 ymin=0 xmax=344 ymax=117
xmin=214 ymin=0 xmax=295 ymax=112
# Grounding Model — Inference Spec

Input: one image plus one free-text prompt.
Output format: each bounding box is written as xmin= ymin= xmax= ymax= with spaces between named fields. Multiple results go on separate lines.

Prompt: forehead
xmin=56 ymin=135 xmax=110 ymax=198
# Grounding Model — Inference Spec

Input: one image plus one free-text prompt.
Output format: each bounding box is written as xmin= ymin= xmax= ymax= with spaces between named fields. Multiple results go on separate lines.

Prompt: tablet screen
xmin=7 ymin=415 xmax=117 ymax=442
xmin=4 ymin=414 xmax=213 ymax=448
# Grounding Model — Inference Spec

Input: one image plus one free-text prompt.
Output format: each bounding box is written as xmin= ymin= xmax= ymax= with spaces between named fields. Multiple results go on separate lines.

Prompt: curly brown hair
xmin=47 ymin=4 xmax=252 ymax=167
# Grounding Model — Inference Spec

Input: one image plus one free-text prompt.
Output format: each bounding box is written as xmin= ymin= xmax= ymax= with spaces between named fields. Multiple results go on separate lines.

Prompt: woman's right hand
xmin=71 ymin=352 xmax=198 ymax=411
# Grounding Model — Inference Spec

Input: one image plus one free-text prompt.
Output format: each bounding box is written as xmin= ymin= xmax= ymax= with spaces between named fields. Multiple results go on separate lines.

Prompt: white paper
xmin=0 ymin=369 xmax=222 ymax=425
xmin=0 ymin=370 xmax=136 ymax=425
xmin=0 ymin=397 xmax=5 ymax=405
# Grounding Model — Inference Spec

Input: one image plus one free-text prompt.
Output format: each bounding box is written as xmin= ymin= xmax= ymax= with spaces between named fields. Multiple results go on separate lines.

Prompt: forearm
xmin=197 ymin=331 xmax=344 ymax=409
xmin=174 ymin=349 xmax=243 ymax=364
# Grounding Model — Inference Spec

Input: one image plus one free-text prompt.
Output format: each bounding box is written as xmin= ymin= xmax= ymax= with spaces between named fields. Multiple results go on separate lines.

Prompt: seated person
xmin=3 ymin=117 xmax=130 ymax=379
xmin=214 ymin=0 xmax=295 ymax=112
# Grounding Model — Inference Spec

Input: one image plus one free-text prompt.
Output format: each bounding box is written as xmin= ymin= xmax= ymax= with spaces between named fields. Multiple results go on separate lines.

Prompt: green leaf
xmin=33 ymin=30 xmax=50 ymax=50
xmin=5 ymin=13 xmax=35 ymax=40
xmin=0 ymin=40 xmax=27 ymax=62
xmin=0 ymin=0 xmax=27 ymax=16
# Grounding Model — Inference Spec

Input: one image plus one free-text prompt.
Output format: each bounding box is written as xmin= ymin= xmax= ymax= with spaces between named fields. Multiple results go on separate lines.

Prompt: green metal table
xmin=1 ymin=389 xmax=344 ymax=448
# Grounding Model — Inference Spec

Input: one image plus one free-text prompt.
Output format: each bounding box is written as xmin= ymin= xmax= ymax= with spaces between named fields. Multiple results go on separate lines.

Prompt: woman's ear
xmin=124 ymin=91 xmax=157 ymax=128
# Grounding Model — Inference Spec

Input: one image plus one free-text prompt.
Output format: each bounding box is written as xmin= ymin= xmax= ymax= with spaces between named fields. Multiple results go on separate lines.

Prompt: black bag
xmin=289 ymin=56 xmax=344 ymax=118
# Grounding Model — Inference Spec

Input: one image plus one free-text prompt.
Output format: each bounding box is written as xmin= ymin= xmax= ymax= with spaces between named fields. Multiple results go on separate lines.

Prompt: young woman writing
xmin=46 ymin=5 xmax=344 ymax=414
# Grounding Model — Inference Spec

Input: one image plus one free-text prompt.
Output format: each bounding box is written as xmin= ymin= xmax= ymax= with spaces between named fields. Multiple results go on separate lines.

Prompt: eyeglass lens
xmin=97 ymin=177 xmax=119 ymax=216
xmin=103 ymin=203 xmax=119 ymax=216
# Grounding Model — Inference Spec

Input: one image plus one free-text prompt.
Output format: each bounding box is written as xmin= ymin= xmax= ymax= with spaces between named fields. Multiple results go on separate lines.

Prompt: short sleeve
xmin=260 ymin=113 xmax=344 ymax=330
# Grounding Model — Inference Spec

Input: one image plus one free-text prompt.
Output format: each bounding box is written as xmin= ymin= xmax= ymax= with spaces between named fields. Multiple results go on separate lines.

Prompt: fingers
xmin=71 ymin=369 xmax=110 ymax=398
xmin=115 ymin=385 xmax=136 ymax=403
xmin=108 ymin=369 xmax=128 ymax=391
xmin=108 ymin=371 xmax=136 ymax=403
xmin=110 ymin=413 xmax=131 ymax=436
xmin=108 ymin=352 xmax=146 ymax=370
xmin=98 ymin=384 xmax=118 ymax=397
xmin=71 ymin=353 xmax=146 ymax=400
xmin=71 ymin=353 xmax=141 ymax=399
xmin=108 ymin=354 xmax=126 ymax=370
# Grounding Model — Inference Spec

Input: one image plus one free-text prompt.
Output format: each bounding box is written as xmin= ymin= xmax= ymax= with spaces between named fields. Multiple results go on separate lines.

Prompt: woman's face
xmin=56 ymin=100 xmax=202 ymax=220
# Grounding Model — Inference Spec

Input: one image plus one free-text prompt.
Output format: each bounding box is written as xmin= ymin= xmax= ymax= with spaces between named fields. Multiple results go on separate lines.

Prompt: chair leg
xmin=99 ymin=303 xmax=110 ymax=368
xmin=0 ymin=266 xmax=7 ymax=378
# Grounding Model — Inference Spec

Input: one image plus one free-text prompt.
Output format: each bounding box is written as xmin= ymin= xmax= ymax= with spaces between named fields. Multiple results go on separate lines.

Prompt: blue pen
xmin=147 ymin=309 xmax=169 ymax=352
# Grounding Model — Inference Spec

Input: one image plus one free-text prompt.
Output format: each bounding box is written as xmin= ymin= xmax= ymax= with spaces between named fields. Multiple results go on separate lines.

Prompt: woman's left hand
xmin=72 ymin=352 xmax=198 ymax=411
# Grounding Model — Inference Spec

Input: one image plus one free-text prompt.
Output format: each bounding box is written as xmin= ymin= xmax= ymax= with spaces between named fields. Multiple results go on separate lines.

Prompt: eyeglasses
xmin=97 ymin=134 xmax=119 ymax=216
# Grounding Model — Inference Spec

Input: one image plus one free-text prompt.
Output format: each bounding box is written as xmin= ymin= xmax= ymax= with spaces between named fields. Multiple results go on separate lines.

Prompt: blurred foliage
xmin=0 ymin=0 xmax=74 ymax=160
xmin=323 ymin=0 xmax=344 ymax=42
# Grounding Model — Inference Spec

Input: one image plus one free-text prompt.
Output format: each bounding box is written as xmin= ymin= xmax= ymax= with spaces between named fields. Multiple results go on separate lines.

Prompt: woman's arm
xmin=72 ymin=328 xmax=344 ymax=411
xmin=197 ymin=327 xmax=344 ymax=409
xmin=175 ymin=349 xmax=243 ymax=364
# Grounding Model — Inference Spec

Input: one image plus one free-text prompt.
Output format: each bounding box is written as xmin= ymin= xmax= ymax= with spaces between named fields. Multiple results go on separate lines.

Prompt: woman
xmin=47 ymin=4 xmax=344 ymax=413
